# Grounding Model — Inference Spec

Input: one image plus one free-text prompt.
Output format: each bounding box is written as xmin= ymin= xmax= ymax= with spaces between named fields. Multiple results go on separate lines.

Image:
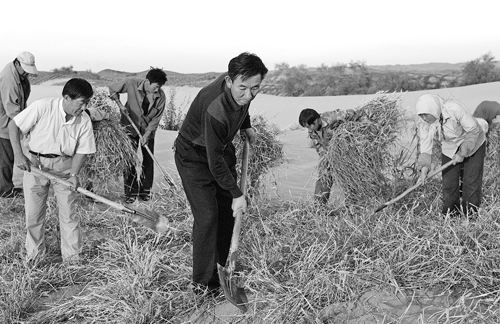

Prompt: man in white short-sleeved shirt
xmin=8 ymin=78 xmax=96 ymax=262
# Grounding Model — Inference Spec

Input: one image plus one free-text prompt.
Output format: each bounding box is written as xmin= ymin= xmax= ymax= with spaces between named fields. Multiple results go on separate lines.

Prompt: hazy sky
xmin=2 ymin=0 xmax=499 ymax=73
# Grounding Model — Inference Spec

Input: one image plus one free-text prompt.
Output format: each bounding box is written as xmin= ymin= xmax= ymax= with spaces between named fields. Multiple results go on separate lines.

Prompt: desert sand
xmin=18 ymin=81 xmax=500 ymax=200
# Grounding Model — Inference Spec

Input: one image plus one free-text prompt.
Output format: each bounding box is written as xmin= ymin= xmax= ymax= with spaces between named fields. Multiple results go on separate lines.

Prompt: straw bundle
xmin=319 ymin=92 xmax=404 ymax=206
xmin=234 ymin=114 xmax=287 ymax=196
xmin=483 ymin=123 xmax=500 ymax=195
xmin=79 ymin=87 xmax=141 ymax=193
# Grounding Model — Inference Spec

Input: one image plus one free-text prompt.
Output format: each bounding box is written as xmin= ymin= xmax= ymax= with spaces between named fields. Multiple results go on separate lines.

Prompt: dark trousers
xmin=442 ymin=143 xmax=485 ymax=215
xmin=174 ymin=135 xmax=236 ymax=286
xmin=124 ymin=136 xmax=154 ymax=198
xmin=0 ymin=138 xmax=15 ymax=196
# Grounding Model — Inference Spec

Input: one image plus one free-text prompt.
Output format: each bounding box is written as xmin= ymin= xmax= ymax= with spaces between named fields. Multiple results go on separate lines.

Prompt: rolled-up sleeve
xmin=108 ymin=81 xmax=127 ymax=99
xmin=75 ymin=117 xmax=96 ymax=155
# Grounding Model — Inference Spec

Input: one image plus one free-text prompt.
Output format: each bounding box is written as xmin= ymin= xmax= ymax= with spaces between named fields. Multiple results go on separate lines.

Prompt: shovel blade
xmin=217 ymin=264 xmax=248 ymax=312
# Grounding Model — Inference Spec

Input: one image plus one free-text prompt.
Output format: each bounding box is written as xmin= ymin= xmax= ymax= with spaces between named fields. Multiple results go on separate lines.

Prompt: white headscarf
xmin=416 ymin=94 xmax=444 ymax=141
xmin=415 ymin=94 xmax=443 ymax=119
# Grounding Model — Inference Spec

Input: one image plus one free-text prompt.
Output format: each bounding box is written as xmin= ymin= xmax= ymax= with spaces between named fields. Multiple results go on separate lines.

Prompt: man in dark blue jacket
xmin=175 ymin=52 xmax=267 ymax=295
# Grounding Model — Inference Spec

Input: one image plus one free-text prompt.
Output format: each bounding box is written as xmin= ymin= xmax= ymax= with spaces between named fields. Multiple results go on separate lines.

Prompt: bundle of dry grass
xmin=483 ymin=123 xmax=500 ymax=196
xmin=79 ymin=87 xmax=141 ymax=193
xmin=319 ymin=91 xmax=405 ymax=206
xmin=234 ymin=114 xmax=287 ymax=196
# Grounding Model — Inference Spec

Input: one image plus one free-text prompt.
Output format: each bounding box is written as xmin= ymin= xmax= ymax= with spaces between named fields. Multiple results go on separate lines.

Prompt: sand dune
xmin=17 ymin=81 xmax=500 ymax=200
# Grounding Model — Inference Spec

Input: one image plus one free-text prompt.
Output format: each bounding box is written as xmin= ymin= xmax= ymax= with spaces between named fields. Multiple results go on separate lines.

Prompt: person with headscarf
xmin=472 ymin=100 xmax=500 ymax=126
xmin=416 ymin=94 xmax=486 ymax=216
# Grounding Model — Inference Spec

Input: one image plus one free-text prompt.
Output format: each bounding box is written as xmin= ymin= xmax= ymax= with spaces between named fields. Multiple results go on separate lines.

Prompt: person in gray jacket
xmin=0 ymin=51 xmax=38 ymax=198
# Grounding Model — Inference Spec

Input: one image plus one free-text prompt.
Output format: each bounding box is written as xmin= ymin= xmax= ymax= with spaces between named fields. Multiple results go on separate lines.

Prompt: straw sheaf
xmin=234 ymin=114 xmax=287 ymax=196
xmin=483 ymin=123 xmax=500 ymax=195
xmin=79 ymin=87 xmax=141 ymax=193
xmin=319 ymin=91 xmax=405 ymax=206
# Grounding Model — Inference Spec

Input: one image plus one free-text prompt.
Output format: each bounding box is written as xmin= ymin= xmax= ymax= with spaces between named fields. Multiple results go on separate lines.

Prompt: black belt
xmin=29 ymin=150 xmax=60 ymax=158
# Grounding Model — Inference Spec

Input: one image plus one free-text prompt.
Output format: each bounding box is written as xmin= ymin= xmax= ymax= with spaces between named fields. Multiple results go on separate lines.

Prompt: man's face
xmin=146 ymin=81 xmax=160 ymax=93
xmin=225 ymin=74 xmax=262 ymax=106
xmin=306 ymin=118 xmax=321 ymax=132
xmin=63 ymin=95 xmax=89 ymax=117
xmin=14 ymin=61 xmax=29 ymax=78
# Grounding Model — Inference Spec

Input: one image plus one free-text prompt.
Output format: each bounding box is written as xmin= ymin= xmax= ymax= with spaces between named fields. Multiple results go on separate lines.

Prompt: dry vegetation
xmin=79 ymin=87 xmax=142 ymax=193
xmin=3 ymin=93 xmax=500 ymax=323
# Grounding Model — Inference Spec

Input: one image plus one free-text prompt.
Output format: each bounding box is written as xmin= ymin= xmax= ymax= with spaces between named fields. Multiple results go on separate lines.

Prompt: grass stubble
xmin=2 ymin=93 xmax=500 ymax=323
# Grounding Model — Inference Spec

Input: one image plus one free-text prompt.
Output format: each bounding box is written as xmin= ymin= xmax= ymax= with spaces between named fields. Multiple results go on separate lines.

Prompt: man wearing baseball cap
xmin=0 ymin=51 xmax=38 ymax=198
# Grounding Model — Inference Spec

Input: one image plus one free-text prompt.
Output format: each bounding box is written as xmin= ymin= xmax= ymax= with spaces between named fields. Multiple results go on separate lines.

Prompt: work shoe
xmin=125 ymin=196 xmax=136 ymax=204
xmin=189 ymin=282 xmax=222 ymax=298
xmin=139 ymin=194 xmax=151 ymax=202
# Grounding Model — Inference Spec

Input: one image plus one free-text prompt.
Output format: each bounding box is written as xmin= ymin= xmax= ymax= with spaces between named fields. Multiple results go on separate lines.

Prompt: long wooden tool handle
xmin=123 ymin=112 xmax=176 ymax=188
xmin=143 ymin=144 xmax=176 ymax=187
xmin=30 ymin=168 xmax=135 ymax=214
xmin=226 ymin=138 xmax=250 ymax=267
xmin=374 ymin=160 xmax=454 ymax=213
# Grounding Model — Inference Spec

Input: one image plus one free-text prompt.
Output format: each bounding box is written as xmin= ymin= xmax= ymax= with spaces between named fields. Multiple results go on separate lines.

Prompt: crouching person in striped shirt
xmin=8 ymin=78 xmax=96 ymax=263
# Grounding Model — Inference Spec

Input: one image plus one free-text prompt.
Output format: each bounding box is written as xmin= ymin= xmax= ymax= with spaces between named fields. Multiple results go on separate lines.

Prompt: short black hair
xmin=299 ymin=108 xmax=320 ymax=127
xmin=146 ymin=68 xmax=168 ymax=86
xmin=228 ymin=52 xmax=268 ymax=81
xmin=62 ymin=78 xmax=93 ymax=100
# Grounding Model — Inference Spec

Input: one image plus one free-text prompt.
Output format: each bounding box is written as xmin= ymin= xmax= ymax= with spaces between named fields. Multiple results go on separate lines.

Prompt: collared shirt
xmin=179 ymin=73 xmax=252 ymax=198
xmin=418 ymin=100 xmax=485 ymax=164
xmin=108 ymin=78 xmax=166 ymax=137
xmin=0 ymin=62 xmax=31 ymax=139
xmin=13 ymin=98 xmax=96 ymax=156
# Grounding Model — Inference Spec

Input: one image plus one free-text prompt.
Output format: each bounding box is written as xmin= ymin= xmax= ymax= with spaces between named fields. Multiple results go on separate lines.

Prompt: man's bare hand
xmin=418 ymin=166 xmax=429 ymax=185
xmin=15 ymin=154 xmax=32 ymax=172
xmin=68 ymin=175 xmax=80 ymax=191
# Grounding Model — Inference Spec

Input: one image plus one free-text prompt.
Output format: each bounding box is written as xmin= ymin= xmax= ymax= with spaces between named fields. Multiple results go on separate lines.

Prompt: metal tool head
xmin=217 ymin=264 xmax=248 ymax=312
xmin=130 ymin=208 xmax=172 ymax=233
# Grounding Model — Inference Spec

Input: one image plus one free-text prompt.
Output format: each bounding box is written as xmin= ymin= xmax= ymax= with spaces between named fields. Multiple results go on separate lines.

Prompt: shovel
xmin=217 ymin=137 xmax=250 ymax=312
xmin=30 ymin=168 xmax=174 ymax=233
xmin=122 ymin=112 xmax=177 ymax=189
xmin=374 ymin=160 xmax=454 ymax=213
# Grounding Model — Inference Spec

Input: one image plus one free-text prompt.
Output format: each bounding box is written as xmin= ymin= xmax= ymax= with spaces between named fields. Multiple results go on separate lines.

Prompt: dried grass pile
xmin=319 ymin=91 xmax=405 ymax=206
xmin=79 ymin=87 xmax=141 ymax=193
xmin=483 ymin=123 xmax=500 ymax=196
xmin=234 ymin=114 xmax=287 ymax=196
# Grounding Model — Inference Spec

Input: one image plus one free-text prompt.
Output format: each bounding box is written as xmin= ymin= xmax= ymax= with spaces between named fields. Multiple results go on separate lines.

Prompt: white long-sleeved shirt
xmin=418 ymin=100 xmax=485 ymax=167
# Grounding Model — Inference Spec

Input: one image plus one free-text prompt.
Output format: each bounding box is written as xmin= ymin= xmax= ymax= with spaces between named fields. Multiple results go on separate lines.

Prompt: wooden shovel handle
xmin=30 ymin=168 xmax=134 ymax=213
xmin=226 ymin=138 xmax=249 ymax=267
xmin=122 ymin=112 xmax=176 ymax=188
xmin=375 ymin=159 xmax=454 ymax=213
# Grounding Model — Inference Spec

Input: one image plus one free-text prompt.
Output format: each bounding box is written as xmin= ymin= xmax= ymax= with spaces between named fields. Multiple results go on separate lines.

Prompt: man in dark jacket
xmin=174 ymin=52 xmax=267 ymax=295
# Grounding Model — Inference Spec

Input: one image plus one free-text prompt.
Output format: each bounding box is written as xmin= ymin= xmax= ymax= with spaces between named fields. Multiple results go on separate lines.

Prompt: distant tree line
xmin=270 ymin=52 xmax=500 ymax=97
xmin=51 ymin=65 xmax=76 ymax=74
